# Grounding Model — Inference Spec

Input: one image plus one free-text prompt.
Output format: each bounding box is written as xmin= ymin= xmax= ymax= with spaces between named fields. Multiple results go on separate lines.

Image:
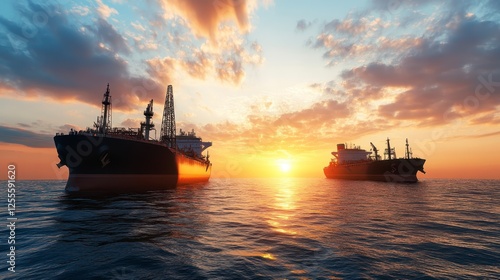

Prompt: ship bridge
xmin=332 ymin=143 xmax=371 ymax=164
xmin=176 ymin=129 xmax=212 ymax=158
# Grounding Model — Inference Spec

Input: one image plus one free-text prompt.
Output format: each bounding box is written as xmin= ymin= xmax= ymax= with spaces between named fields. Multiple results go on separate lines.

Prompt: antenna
xmin=160 ymin=85 xmax=176 ymax=148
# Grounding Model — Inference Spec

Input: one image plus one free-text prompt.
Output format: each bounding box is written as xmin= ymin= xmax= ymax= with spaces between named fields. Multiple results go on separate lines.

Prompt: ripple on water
xmin=1 ymin=178 xmax=499 ymax=279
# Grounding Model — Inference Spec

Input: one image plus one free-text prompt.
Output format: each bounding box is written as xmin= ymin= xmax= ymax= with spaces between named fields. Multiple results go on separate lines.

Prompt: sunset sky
xmin=1 ymin=0 xmax=499 ymax=180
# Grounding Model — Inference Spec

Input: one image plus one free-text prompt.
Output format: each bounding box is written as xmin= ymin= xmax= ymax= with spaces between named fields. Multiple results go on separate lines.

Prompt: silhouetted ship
xmin=324 ymin=139 xmax=426 ymax=183
xmin=54 ymin=84 xmax=212 ymax=192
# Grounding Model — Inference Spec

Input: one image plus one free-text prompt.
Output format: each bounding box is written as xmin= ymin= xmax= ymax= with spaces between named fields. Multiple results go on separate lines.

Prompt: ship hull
xmin=323 ymin=158 xmax=425 ymax=183
xmin=54 ymin=134 xmax=211 ymax=192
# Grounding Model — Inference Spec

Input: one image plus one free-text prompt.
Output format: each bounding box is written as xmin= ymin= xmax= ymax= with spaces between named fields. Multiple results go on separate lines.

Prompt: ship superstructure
xmin=324 ymin=138 xmax=425 ymax=183
xmin=54 ymin=84 xmax=212 ymax=192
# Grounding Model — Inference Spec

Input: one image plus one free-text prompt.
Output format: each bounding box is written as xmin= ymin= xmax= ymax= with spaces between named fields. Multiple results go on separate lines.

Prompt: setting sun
xmin=277 ymin=159 xmax=292 ymax=173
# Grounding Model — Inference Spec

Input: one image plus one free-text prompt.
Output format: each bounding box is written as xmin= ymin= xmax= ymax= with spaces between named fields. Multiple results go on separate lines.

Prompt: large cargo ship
xmin=324 ymin=139 xmax=425 ymax=183
xmin=54 ymin=84 xmax=212 ymax=192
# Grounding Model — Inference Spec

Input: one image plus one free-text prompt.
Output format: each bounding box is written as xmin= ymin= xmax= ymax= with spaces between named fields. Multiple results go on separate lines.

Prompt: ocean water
xmin=1 ymin=178 xmax=499 ymax=279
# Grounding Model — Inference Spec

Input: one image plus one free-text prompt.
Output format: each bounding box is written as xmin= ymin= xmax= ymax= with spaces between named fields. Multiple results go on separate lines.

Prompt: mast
xmin=405 ymin=138 xmax=412 ymax=159
xmin=160 ymin=85 xmax=176 ymax=148
xmin=386 ymin=138 xmax=392 ymax=160
xmin=370 ymin=142 xmax=379 ymax=160
xmin=100 ymin=84 xmax=112 ymax=134
xmin=141 ymin=99 xmax=154 ymax=140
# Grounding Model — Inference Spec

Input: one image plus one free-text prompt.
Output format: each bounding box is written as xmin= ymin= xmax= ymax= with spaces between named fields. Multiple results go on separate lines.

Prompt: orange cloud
xmin=96 ymin=0 xmax=118 ymax=19
xmin=148 ymin=34 xmax=263 ymax=85
xmin=146 ymin=57 xmax=177 ymax=86
xmin=164 ymin=0 xmax=251 ymax=41
xmin=182 ymin=98 xmax=390 ymax=157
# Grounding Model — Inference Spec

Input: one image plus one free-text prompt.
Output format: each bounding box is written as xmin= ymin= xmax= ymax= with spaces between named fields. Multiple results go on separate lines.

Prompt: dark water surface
xmin=1 ymin=178 xmax=499 ymax=279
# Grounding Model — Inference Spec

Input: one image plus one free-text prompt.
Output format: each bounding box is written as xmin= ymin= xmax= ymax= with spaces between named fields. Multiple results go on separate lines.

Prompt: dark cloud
xmin=0 ymin=2 xmax=165 ymax=110
xmin=87 ymin=18 xmax=130 ymax=55
xmin=296 ymin=19 xmax=313 ymax=31
xmin=0 ymin=125 xmax=53 ymax=148
xmin=342 ymin=17 xmax=500 ymax=125
xmin=309 ymin=1 xmax=497 ymax=66
xmin=309 ymin=16 xmax=389 ymax=65
xmin=309 ymin=2 xmax=500 ymax=127
xmin=485 ymin=0 xmax=500 ymax=15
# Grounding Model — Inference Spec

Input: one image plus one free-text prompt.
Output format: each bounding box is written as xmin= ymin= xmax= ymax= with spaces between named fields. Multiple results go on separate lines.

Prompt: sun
xmin=277 ymin=159 xmax=292 ymax=173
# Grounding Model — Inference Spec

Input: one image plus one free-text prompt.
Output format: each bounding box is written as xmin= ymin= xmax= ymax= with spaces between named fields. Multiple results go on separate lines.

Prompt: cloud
xmin=308 ymin=1 xmax=500 ymax=127
xmin=309 ymin=15 xmax=391 ymax=65
xmin=120 ymin=118 xmax=143 ymax=127
xmin=131 ymin=21 xmax=146 ymax=32
xmin=146 ymin=57 xmax=177 ymax=85
xmin=296 ymin=19 xmax=313 ymax=31
xmin=150 ymin=0 xmax=265 ymax=85
xmin=181 ymin=49 xmax=212 ymax=80
xmin=466 ymin=130 xmax=500 ymax=138
xmin=96 ymin=0 xmax=118 ymax=19
xmin=342 ymin=17 xmax=500 ymax=126
xmin=71 ymin=5 xmax=91 ymax=16
xmin=150 ymin=26 xmax=263 ymax=85
xmin=0 ymin=126 xmax=53 ymax=148
xmin=182 ymin=97 xmax=394 ymax=155
xmin=161 ymin=0 xmax=251 ymax=41
xmin=272 ymin=100 xmax=350 ymax=129
xmin=194 ymin=118 xmax=392 ymax=163
xmin=324 ymin=17 xmax=387 ymax=35
xmin=0 ymin=2 xmax=165 ymax=110
xmin=87 ymin=18 xmax=130 ymax=54
xmin=439 ymin=129 xmax=500 ymax=142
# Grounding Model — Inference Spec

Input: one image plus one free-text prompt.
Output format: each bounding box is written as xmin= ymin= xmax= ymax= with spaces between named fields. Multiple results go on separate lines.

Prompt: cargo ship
xmin=54 ymin=84 xmax=212 ymax=192
xmin=324 ymin=139 xmax=425 ymax=183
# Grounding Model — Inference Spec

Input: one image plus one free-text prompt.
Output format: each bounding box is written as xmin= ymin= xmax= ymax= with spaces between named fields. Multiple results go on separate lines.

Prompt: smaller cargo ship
xmin=324 ymin=138 xmax=426 ymax=183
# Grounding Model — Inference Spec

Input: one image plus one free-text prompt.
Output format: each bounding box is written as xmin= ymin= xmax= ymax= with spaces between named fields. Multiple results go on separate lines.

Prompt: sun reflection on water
xmin=266 ymin=178 xmax=299 ymax=236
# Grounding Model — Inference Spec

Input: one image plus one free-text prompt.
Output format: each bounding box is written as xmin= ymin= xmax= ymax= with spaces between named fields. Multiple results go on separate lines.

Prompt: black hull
xmin=54 ymin=134 xmax=211 ymax=192
xmin=323 ymin=158 xmax=425 ymax=183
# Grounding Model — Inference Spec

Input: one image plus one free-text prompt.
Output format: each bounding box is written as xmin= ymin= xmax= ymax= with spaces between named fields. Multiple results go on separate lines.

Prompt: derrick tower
xmin=160 ymin=85 xmax=176 ymax=148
